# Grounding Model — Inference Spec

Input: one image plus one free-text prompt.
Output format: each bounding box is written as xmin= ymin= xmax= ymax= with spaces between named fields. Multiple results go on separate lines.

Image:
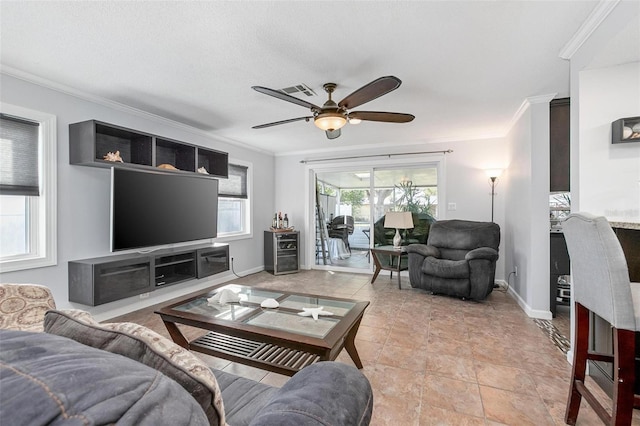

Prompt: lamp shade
xmin=384 ymin=212 xmax=414 ymax=229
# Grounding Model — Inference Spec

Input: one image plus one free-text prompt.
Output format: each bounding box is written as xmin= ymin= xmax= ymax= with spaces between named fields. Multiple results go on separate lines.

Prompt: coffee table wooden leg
xmin=344 ymin=317 xmax=364 ymax=369
xmin=162 ymin=320 xmax=189 ymax=349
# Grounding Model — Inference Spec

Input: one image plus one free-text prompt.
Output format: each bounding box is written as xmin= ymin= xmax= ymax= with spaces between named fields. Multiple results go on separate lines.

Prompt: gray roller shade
xmin=218 ymin=164 xmax=247 ymax=199
xmin=0 ymin=114 xmax=40 ymax=196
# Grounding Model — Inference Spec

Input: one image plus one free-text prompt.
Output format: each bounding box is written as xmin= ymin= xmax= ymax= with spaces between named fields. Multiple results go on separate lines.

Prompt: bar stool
xmin=562 ymin=213 xmax=640 ymax=425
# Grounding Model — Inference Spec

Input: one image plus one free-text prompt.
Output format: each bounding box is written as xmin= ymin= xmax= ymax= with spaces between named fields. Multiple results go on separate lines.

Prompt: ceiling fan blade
xmin=326 ymin=129 xmax=341 ymax=140
xmin=252 ymin=86 xmax=322 ymax=112
xmin=338 ymin=76 xmax=402 ymax=110
xmin=348 ymin=111 xmax=415 ymax=123
xmin=252 ymin=116 xmax=313 ymax=129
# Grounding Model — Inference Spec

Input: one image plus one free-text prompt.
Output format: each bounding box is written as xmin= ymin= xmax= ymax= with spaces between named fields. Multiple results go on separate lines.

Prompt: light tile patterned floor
xmin=110 ymin=270 xmax=639 ymax=425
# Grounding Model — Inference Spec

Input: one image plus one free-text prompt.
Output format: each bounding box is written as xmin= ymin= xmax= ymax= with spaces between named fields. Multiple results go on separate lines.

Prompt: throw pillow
xmin=44 ymin=309 xmax=225 ymax=426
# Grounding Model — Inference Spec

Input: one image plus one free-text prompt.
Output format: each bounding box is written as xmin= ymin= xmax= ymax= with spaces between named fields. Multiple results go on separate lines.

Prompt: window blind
xmin=0 ymin=114 xmax=40 ymax=196
xmin=218 ymin=164 xmax=248 ymax=199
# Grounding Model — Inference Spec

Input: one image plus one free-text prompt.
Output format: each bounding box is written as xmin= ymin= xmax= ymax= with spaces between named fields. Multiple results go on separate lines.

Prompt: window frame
xmin=215 ymin=159 xmax=252 ymax=241
xmin=0 ymin=103 xmax=57 ymax=272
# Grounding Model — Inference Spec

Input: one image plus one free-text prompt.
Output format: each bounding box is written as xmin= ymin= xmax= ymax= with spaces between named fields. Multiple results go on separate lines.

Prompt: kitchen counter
xmin=610 ymin=221 xmax=640 ymax=230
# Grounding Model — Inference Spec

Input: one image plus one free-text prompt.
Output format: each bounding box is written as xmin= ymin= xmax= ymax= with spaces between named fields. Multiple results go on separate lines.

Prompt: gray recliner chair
xmin=406 ymin=220 xmax=500 ymax=300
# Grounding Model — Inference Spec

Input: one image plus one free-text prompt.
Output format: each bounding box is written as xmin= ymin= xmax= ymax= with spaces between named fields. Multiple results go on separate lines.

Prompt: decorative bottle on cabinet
xmin=264 ymin=230 xmax=299 ymax=275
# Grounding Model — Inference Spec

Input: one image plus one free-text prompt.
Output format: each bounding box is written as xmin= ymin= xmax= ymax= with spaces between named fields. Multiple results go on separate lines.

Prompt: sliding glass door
xmin=315 ymin=169 xmax=371 ymax=270
xmin=371 ymin=167 xmax=438 ymax=248
xmin=311 ymin=162 xmax=439 ymax=273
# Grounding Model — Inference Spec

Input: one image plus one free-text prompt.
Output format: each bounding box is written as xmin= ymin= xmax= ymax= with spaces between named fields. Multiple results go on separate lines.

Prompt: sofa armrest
xmin=465 ymin=247 xmax=498 ymax=262
xmin=249 ymin=362 xmax=373 ymax=426
xmin=406 ymin=244 xmax=440 ymax=258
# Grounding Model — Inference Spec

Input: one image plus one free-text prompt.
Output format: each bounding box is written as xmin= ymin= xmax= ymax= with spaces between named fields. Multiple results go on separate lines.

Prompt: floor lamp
xmin=485 ymin=169 xmax=502 ymax=223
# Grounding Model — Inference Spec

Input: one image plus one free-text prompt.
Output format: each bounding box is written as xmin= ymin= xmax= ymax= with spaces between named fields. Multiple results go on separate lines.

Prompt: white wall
xmin=579 ymin=62 xmax=640 ymax=221
xmin=274 ymin=137 xmax=509 ymax=280
xmin=0 ymin=73 xmax=275 ymax=320
xmin=503 ymin=96 xmax=553 ymax=319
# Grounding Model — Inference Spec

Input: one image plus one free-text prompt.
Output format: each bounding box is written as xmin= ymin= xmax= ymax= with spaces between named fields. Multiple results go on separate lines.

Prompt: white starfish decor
xmin=297 ymin=307 xmax=334 ymax=321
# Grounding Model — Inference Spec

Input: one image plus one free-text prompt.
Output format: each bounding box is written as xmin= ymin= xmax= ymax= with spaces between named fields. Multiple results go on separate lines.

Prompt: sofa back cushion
xmin=0 ymin=329 xmax=209 ymax=426
xmin=44 ymin=309 xmax=225 ymax=426
xmin=427 ymin=220 xmax=500 ymax=260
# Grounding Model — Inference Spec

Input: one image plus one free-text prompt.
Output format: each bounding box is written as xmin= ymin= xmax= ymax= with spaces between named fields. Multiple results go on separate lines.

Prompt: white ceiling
xmin=1 ymin=1 xmax=602 ymax=155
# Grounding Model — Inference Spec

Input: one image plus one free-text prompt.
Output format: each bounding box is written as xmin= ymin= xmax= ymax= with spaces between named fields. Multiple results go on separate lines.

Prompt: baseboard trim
xmin=506 ymin=284 xmax=553 ymax=320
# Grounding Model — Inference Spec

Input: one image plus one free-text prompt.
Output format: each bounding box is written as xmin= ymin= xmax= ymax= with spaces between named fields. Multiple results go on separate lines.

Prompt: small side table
xmin=370 ymin=245 xmax=408 ymax=289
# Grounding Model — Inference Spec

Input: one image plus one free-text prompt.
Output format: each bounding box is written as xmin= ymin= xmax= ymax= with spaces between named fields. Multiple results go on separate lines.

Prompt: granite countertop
xmin=610 ymin=222 xmax=640 ymax=230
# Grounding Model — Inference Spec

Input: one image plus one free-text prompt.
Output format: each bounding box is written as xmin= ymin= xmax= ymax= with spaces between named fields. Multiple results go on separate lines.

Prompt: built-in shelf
xmin=612 ymin=116 xmax=640 ymax=144
xmin=69 ymin=119 xmax=228 ymax=178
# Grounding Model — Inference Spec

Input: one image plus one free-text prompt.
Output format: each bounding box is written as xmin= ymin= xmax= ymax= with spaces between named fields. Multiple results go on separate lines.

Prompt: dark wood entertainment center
xmin=69 ymin=243 xmax=229 ymax=306
xmin=68 ymin=120 xmax=230 ymax=306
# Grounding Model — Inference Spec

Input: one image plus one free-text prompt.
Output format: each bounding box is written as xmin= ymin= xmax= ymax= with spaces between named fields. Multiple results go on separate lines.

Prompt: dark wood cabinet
xmin=550 ymin=98 xmax=570 ymax=192
xmin=550 ymin=232 xmax=570 ymax=317
xmin=69 ymin=243 xmax=229 ymax=306
xmin=69 ymin=120 xmax=228 ymax=178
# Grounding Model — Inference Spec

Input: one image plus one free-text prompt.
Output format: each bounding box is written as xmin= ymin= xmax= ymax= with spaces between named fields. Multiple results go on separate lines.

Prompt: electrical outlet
xmin=139 ymin=292 xmax=150 ymax=299
xmin=447 ymin=202 xmax=457 ymax=211
xmin=515 ymin=266 xmax=518 ymax=276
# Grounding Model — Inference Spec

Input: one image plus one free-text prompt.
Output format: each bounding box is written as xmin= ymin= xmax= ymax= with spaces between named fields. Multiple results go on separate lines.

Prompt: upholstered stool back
xmin=563 ymin=213 xmax=638 ymax=331
xmin=562 ymin=212 xmax=640 ymax=425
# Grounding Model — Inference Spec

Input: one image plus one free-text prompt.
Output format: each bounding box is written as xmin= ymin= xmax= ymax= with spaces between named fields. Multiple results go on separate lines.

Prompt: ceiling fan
xmin=251 ymin=76 xmax=415 ymax=140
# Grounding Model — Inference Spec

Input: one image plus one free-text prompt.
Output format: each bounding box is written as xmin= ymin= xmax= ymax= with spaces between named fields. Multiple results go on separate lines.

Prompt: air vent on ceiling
xmin=278 ymin=83 xmax=316 ymax=97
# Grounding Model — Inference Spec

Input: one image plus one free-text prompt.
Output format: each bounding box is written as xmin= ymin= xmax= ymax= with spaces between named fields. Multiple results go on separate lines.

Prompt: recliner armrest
xmin=249 ymin=362 xmax=373 ymax=426
xmin=406 ymin=244 xmax=440 ymax=258
xmin=465 ymin=247 xmax=499 ymax=262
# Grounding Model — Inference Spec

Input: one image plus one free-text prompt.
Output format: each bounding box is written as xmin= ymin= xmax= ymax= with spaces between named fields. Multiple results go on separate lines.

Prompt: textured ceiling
xmin=1 ymin=1 xmax=602 ymax=155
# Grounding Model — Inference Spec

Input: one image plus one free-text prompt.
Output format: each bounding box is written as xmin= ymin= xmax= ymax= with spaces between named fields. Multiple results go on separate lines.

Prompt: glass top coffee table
xmin=155 ymin=283 xmax=370 ymax=376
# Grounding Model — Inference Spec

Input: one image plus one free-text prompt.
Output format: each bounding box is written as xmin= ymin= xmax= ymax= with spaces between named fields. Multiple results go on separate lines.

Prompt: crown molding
xmin=0 ymin=65 xmax=273 ymax=156
xmin=558 ymin=0 xmax=620 ymax=60
xmin=504 ymin=93 xmax=557 ymax=134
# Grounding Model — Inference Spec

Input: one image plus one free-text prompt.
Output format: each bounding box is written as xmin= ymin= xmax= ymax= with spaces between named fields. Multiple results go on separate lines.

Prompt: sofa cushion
xmin=249 ymin=362 xmax=374 ymax=426
xmin=0 ymin=329 xmax=209 ymax=426
xmin=422 ymin=257 xmax=469 ymax=278
xmin=44 ymin=309 xmax=225 ymax=426
xmin=212 ymin=368 xmax=279 ymax=426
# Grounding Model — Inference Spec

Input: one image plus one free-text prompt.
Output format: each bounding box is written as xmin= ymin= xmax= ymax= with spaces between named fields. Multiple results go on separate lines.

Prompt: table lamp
xmin=384 ymin=212 xmax=414 ymax=248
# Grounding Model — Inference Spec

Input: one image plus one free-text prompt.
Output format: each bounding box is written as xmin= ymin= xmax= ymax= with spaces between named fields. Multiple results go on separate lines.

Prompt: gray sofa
xmin=0 ymin=329 xmax=373 ymax=426
xmin=406 ymin=219 xmax=500 ymax=300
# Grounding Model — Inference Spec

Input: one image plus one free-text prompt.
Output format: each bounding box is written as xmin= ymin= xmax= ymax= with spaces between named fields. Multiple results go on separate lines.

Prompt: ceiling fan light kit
xmin=252 ymin=75 xmax=414 ymax=139
xmin=314 ymin=113 xmax=347 ymax=131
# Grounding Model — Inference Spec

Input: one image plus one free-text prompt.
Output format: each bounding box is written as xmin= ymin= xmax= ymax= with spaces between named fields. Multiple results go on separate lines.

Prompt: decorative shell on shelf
xmin=103 ymin=151 xmax=123 ymax=162
xmin=157 ymin=163 xmax=178 ymax=170
xmin=623 ymin=126 xmax=633 ymax=139
xmin=197 ymin=167 xmax=209 ymax=174
xmin=633 ymin=122 xmax=640 ymax=133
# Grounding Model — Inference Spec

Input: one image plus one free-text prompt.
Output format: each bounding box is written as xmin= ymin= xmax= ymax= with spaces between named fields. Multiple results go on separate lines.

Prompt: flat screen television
xmin=110 ymin=167 xmax=218 ymax=252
